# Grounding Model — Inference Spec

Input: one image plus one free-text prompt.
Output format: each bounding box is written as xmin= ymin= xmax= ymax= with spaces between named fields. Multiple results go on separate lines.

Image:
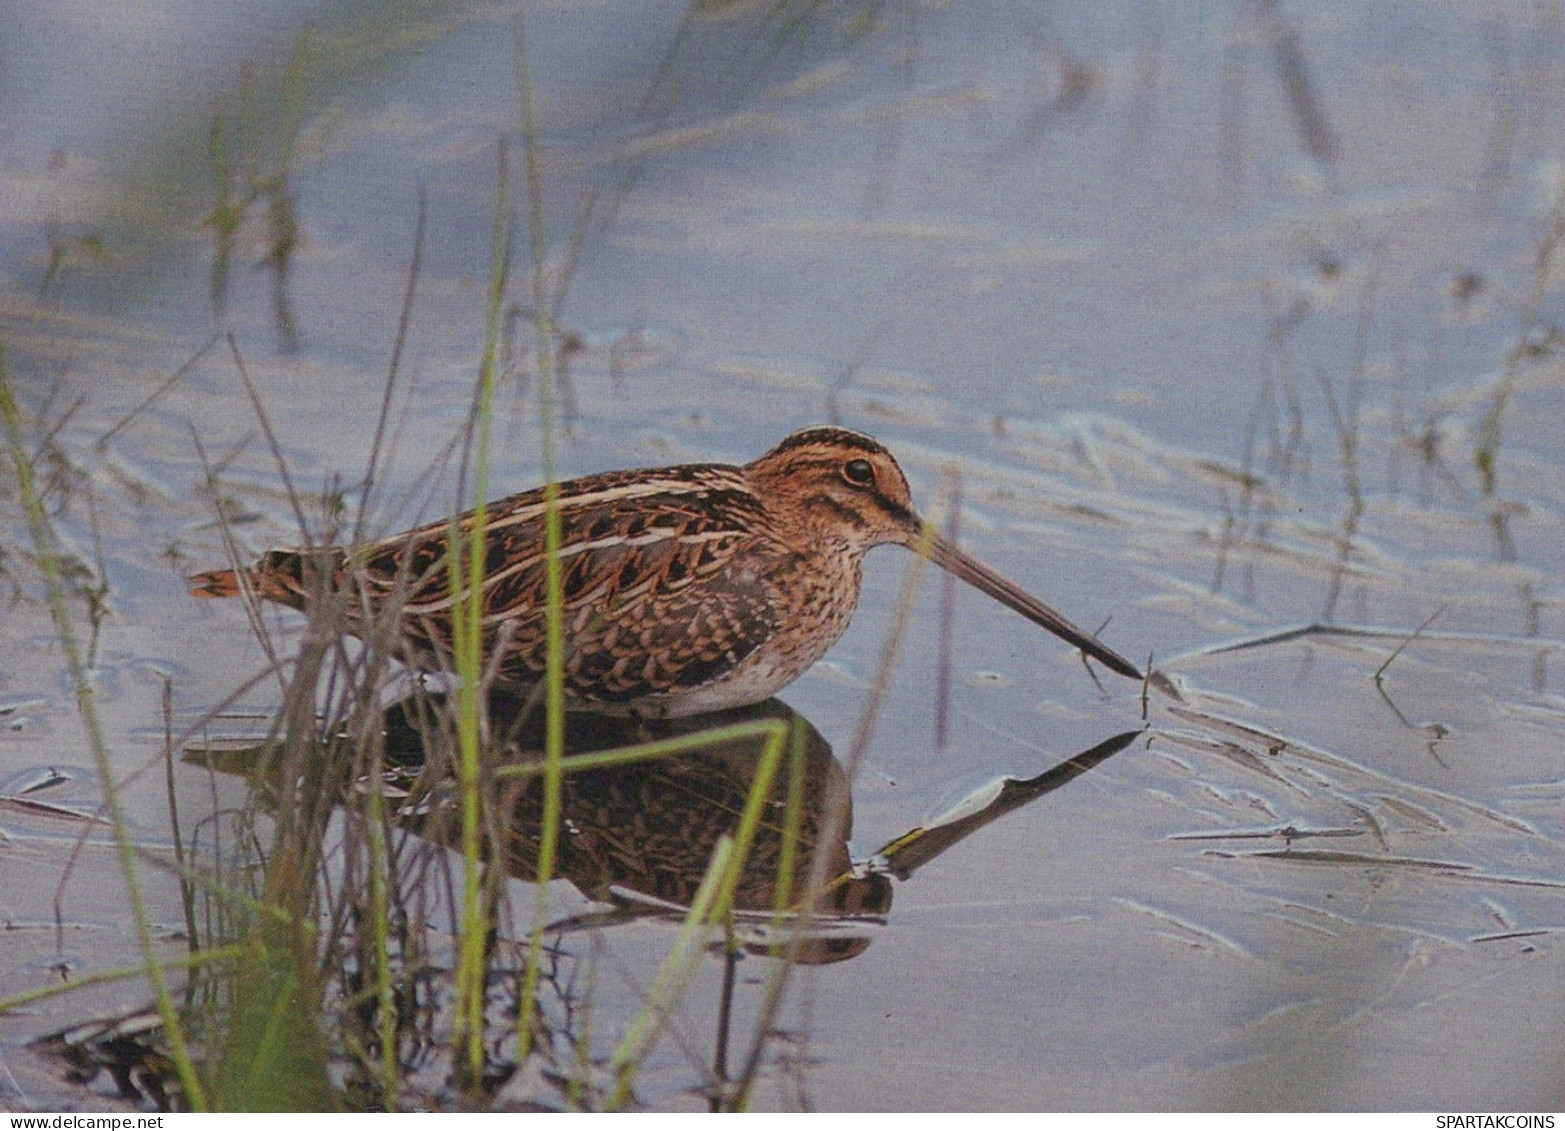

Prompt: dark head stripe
xmin=762 ymin=427 xmax=890 ymax=460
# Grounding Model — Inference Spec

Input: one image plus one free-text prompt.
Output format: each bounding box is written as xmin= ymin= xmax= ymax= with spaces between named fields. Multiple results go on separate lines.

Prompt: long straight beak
xmin=921 ymin=529 xmax=1143 ymax=681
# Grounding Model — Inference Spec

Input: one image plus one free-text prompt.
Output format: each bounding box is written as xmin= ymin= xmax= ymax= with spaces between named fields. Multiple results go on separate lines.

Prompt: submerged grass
xmin=0 ymin=342 xmax=208 ymax=1108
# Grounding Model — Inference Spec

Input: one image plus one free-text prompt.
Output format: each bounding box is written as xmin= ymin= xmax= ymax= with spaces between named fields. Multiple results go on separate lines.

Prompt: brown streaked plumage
xmin=188 ymin=426 xmax=1142 ymax=716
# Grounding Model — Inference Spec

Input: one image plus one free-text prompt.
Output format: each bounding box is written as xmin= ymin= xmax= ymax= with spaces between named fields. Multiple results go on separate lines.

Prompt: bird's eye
xmin=842 ymin=458 xmax=875 ymax=486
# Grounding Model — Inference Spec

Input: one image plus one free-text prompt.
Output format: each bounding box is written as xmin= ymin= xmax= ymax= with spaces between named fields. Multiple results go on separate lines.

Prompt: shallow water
xmin=2 ymin=0 xmax=1564 ymax=1111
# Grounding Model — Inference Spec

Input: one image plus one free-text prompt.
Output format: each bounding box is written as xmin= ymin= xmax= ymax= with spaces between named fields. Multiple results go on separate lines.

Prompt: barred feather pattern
xmin=191 ymin=460 xmax=859 ymax=715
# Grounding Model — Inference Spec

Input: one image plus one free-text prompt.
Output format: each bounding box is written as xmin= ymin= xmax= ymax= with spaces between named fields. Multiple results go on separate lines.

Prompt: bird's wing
xmin=349 ymin=467 xmax=780 ymax=698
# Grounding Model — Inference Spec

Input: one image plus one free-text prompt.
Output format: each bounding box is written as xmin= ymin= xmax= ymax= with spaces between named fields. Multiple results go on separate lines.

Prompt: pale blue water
xmin=2 ymin=1 xmax=1562 ymax=1111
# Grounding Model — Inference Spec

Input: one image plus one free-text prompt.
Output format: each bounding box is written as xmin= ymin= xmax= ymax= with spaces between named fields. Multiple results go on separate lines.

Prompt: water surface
xmin=2 ymin=1 xmax=1563 ymax=1111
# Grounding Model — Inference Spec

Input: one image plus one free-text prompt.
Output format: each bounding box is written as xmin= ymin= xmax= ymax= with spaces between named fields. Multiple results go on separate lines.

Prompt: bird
xmin=188 ymin=426 xmax=1141 ymax=717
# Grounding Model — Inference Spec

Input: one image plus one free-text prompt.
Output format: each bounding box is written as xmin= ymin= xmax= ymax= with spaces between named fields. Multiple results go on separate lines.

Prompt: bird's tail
xmin=188 ymin=568 xmax=243 ymax=598
xmin=187 ymin=548 xmax=346 ymax=608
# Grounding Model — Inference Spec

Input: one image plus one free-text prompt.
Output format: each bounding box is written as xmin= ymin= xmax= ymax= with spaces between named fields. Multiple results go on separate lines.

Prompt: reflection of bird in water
xmin=384 ymin=694 xmax=1139 ymax=965
xmin=34 ymin=706 xmax=1136 ymax=1108
xmin=189 ymin=427 xmax=1141 ymax=717
xmin=385 ymin=694 xmax=890 ymax=965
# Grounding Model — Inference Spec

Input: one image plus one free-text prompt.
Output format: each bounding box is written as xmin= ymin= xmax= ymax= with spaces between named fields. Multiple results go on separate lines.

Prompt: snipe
xmin=189 ymin=427 xmax=1141 ymax=716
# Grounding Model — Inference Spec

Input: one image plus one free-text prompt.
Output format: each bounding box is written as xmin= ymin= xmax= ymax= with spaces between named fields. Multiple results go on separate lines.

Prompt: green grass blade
xmin=446 ymin=137 xmax=512 ymax=1089
xmin=512 ymin=7 xmax=567 ymax=1066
